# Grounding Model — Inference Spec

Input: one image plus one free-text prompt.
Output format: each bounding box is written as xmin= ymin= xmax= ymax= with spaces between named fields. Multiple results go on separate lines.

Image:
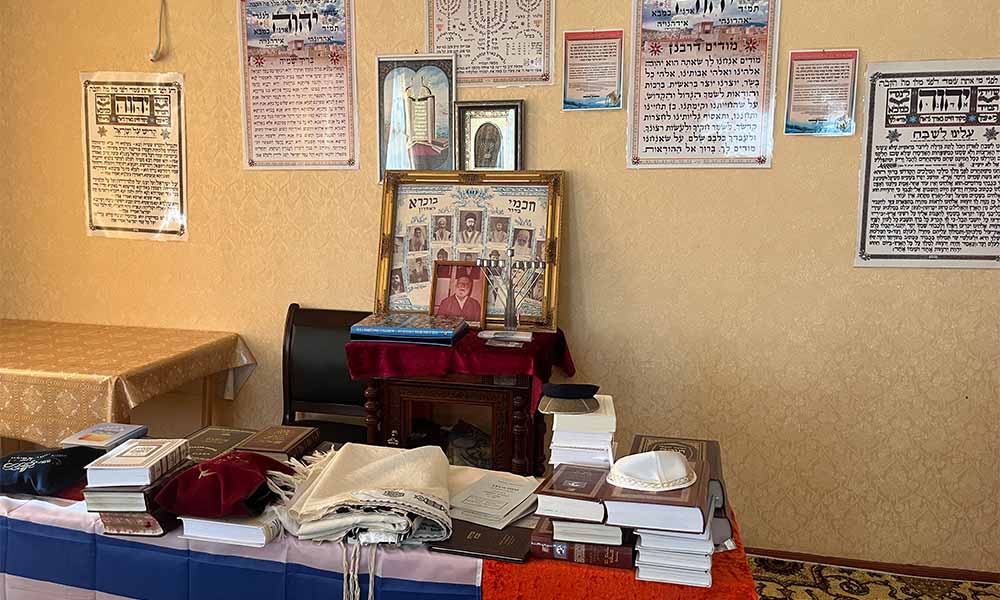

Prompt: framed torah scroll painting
xmin=376 ymin=171 xmax=564 ymax=331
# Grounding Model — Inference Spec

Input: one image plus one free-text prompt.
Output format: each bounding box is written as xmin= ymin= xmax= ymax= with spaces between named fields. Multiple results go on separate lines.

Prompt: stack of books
xmin=549 ymin=395 xmax=617 ymax=468
xmin=605 ymin=434 xmax=733 ymax=588
xmin=531 ymin=464 xmax=635 ymax=569
xmin=350 ymin=313 xmax=468 ymax=346
xmin=83 ymin=438 xmax=191 ymax=536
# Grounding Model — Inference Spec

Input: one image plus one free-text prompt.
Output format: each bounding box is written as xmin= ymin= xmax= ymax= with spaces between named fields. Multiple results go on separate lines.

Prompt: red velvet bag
xmin=155 ymin=451 xmax=293 ymax=518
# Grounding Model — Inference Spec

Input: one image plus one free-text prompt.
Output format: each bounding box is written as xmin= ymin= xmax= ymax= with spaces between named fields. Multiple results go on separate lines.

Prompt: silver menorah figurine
xmin=477 ymin=248 xmax=546 ymax=331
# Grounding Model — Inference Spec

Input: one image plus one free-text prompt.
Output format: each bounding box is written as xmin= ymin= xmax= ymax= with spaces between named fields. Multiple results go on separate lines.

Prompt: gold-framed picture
xmin=376 ymin=171 xmax=564 ymax=331
xmin=429 ymin=261 xmax=488 ymax=328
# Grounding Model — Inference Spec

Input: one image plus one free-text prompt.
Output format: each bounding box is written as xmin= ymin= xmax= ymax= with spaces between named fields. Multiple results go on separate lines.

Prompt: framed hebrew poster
xmin=376 ymin=171 xmax=564 ymax=331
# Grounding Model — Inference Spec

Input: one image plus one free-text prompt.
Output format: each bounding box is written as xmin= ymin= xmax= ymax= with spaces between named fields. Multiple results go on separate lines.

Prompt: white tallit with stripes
xmin=268 ymin=443 xmax=452 ymax=544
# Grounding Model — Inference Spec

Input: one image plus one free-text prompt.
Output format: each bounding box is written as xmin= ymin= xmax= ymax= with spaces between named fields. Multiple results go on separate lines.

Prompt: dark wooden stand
xmin=364 ymin=374 xmax=547 ymax=476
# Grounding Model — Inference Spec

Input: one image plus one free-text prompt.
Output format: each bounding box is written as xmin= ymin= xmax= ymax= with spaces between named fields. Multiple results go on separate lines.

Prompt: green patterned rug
xmin=749 ymin=556 xmax=1000 ymax=600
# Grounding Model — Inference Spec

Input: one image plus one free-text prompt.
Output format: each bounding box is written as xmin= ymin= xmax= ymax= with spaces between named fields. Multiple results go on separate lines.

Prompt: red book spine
xmin=529 ymin=537 xmax=635 ymax=569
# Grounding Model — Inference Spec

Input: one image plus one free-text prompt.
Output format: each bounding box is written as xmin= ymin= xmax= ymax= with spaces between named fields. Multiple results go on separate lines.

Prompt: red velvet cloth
xmin=482 ymin=512 xmax=757 ymax=600
xmin=155 ymin=452 xmax=293 ymax=518
xmin=346 ymin=330 xmax=575 ymax=412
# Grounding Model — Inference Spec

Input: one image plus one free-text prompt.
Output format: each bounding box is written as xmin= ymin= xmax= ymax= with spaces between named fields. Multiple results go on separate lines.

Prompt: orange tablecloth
xmin=483 ymin=513 xmax=757 ymax=600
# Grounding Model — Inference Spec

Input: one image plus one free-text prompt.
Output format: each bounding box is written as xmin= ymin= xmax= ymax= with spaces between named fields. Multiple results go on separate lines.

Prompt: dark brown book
xmin=235 ymin=426 xmax=320 ymax=462
xmin=83 ymin=459 xmax=194 ymax=512
xmin=430 ymin=519 xmax=532 ymax=563
xmin=529 ymin=517 xmax=634 ymax=569
xmin=603 ymin=457 xmax=710 ymax=534
xmin=99 ymin=507 xmax=179 ymax=537
xmin=535 ymin=464 xmax=610 ymax=522
xmin=186 ymin=426 xmax=257 ymax=462
xmin=629 ymin=435 xmax=732 ymax=546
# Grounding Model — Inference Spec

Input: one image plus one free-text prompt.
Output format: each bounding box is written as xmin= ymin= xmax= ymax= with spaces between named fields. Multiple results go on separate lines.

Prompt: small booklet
xmin=61 ymin=423 xmax=148 ymax=449
xmin=450 ymin=473 xmax=539 ymax=530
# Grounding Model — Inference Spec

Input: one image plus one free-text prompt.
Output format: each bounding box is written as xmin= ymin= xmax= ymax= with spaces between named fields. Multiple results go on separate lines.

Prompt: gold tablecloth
xmin=0 ymin=319 xmax=256 ymax=446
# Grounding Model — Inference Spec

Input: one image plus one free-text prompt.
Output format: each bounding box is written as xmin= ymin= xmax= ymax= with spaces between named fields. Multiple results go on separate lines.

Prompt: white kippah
xmin=606 ymin=450 xmax=696 ymax=492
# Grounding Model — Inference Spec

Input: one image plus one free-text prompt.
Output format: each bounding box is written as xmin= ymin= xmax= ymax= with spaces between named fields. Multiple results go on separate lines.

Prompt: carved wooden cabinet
xmin=366 ymin=373 xmax=546 ymax=476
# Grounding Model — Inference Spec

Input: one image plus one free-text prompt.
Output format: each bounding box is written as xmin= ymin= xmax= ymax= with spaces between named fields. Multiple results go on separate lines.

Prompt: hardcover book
xmin=180 ymin=511 xmax=283 ymax=548
xmin=603 ymin=458 xmax=710 ymax=533
xmin=186 ymin=426 xmax=257 ymax=462
xmin=430 ymin=519 xmax=532 ymax=563
xmin=99 ymin=507 xmax=179 ymax=537
xmin=236 ymin=426 xmax=320 ymax=462
xmin=628 ymin=435 xmax=733 ymax=548
xmin=529 ymin=517 xmax=635 ymax=569
xmin=60 ymin=423 xmax=148 ymax=449
xmin=85 ymin=439 xmax=189 ymax=488
xmin=83 ymin=459 xmax=194 ymax=512
xmin=535 ymin=464 xmax=610 ymax=523
xmin=350 ymin=313 xmax=468 ymax=338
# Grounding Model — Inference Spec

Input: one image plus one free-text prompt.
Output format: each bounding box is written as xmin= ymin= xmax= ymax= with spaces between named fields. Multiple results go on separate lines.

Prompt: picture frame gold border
xmin=376 ymin=170 xmax=564 ymax=332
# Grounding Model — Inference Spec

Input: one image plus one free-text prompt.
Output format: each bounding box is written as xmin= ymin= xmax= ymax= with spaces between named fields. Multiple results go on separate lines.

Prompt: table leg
xmin=533 ymin=411 xmax=548 ymax=477
xmin=364 ymin=380 xmax=380 ymax=445
xmin=512 ymin=393 xmax=528 ymax=475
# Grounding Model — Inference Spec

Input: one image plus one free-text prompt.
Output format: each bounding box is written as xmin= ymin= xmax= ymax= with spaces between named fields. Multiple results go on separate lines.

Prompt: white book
xmin=552 ymin=395 xmax=616 ymax=433
xmin=635 ymin=563 xmax=712 ymax=588
xmin=637 ymin=547 xmax=712 ymax=570
xmin=450 ymin=474 xmax=538 ymax=517
xmin=451 ymin=495 xmax=538 ymax=530
xmin=552 ymin=520 xmax=622 ymax=546
xmin=535 ymin=494 xmax=605 ymax=523
xmin=636 ymin=528 xmax=714 ymax=554
xmin=85 ymin=439 xmax=189 ymax=488
xmin=181 ymin=511 xmax=283 ymax=548
xmin=61 ymin=423 xmax=148 ymax=449
xmin=550 ymin=430 xmax=614 ymax=449
xmin=549 ymin=442 xmax=617 ymax=468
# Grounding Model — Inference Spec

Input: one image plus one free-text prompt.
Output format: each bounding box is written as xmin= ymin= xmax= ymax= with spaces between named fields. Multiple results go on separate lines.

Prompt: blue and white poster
xmin=563 ymin=30 xmax=624 ymax=111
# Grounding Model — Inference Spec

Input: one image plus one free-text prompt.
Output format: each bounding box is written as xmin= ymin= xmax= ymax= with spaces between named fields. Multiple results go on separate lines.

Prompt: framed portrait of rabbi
xmin=429 ymin=261 xmax=487 ymax=327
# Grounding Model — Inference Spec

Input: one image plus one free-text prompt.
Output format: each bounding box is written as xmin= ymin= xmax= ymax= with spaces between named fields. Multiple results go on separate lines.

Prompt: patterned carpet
xmin=749 ymin=556 xmax=1000 ymax=600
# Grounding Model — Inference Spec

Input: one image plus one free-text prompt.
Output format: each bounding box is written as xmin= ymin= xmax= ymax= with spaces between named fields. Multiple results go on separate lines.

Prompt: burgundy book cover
xmin=430 ymin=520 xmax=532 ymax=563
xmin=536 ymin=464 xmax=610 ymax=502
xmin=529 ymin=517 xmax=634 ymax=569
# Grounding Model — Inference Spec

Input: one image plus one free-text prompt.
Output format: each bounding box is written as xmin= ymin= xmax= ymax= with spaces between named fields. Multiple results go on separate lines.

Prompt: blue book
xmin=350 ymin=313 xmax=467 ymax=339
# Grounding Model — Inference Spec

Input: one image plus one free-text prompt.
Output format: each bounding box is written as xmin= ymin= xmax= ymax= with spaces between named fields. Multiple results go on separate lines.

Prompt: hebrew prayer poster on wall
xmin=239 ymin=0 xmax=359 ymax=169
xmin=856 ymin=59 xmax=1000 ymax=269
xmin=627 ymin=0 xmax=781 ymax=168
xmin=425 ymin=0 xmax=555 ymax=86
xmin=784 ymin=49 xmax=858 ymax=136
xmin=563 ymin=29 xmax=624 ymax=111
xmin=80 ymin=71 xmax=187 ymax=241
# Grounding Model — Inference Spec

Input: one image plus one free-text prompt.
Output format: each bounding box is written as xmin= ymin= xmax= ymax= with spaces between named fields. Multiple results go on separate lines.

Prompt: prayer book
xmin=186 ymin=426 xmax=257 ymax=462
xmin=60 ymin=423 xmax=148 ymax=450
xmin=535 ymin=464 xmax=609 ymax=523
xmin=552 ymin=520 xmax=623 ymax=546
xmin=83 ymin=459 xmax=193 ymax=512
xmin=551 ymin=395 xmax=616 ymax=433
xmin=430 ymin=519 xmax=532 ymax=563
xmin=635 ymin=545 xmax=712 ymax=570
xmin=236 ymin=426 xmax=320 ymax=462
xmin=99 ymin=507 xmax=179 ymax=537
xmin=635 ymin=563 xmax=712 ymax=588
xmin=180 ymin=511 xmax=283 ymax=548
xmin=603 ymin=459 xmax=710 ymax=533
xmin=449 ymin=473 xmax=539 ymax=530
xmin=529 ymin=517 xmax=635 ymax=569
xmin=627 ymin=435 xmax=734 ymax=549
xmin=550 ymin=430 xmax=615 ymax=449
xmin=635 ymin=526 xmax=714 ymax=555
xmin=350 ymin=313 xmax=468 ymax=339
xmin=85 ymin=439 xmax=190 ymax=488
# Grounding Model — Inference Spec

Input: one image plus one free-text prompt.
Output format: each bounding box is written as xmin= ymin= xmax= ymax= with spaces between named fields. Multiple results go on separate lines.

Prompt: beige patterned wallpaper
xmin=1 ymin=0 xmax=998 ymax=572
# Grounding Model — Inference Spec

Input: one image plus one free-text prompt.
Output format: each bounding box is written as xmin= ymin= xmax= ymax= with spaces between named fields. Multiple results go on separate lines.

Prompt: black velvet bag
xmin=0 ymin=446 xmax=104 ymax=496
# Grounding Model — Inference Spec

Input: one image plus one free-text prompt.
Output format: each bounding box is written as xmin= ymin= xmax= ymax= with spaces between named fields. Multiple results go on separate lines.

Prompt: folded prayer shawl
xmin=268 ymin=443 xmax=452 ymax=545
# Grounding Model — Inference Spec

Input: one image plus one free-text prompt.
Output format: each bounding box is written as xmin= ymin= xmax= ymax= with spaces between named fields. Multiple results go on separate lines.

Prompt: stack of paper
xmin=449 ymin=473 xmax=539 ymax=530
xmin=549 ymin=395 xmax=617 ymax=468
